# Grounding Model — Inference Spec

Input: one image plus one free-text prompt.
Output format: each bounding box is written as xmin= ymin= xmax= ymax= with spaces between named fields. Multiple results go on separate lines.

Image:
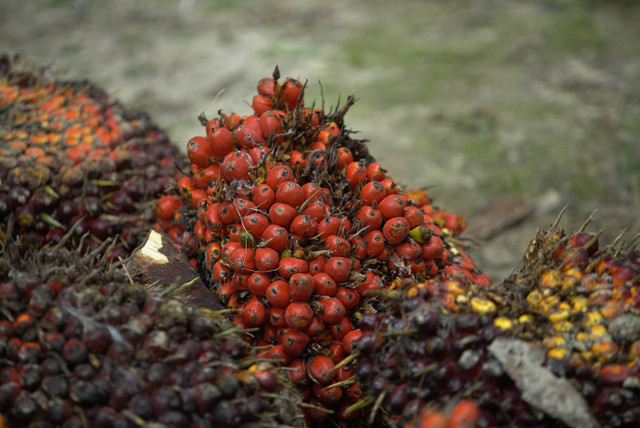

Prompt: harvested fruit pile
xmin=0 ymin=235 xmax=304 ymax=427
xmin=155 ymin=68 xmax=489 ymax=424
xmin=0 ymin=53 xmax=183 ymax=257
xmin=2 ymin=55 xmax=639 ymax=428
xmin=355 ymin=217 xmax=640 ymax=427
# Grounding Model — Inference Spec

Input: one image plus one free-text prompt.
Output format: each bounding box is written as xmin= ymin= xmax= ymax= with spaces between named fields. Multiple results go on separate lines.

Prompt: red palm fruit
xmin=217 ymin=200 xmax=235 ymax=224
xmin=278 ymin=257 xmax=309 ymax=279
xmin=342 ymin=329 xmax=362 ymax=353
xmin=226 ymin=224 xmax=243 ymax=242
xmin=260 ymin=224 xmax=289 ymax=251
xmin=448 ymin=400 xmax=480 ymax=428
xmin=262 ymin=326 xmax=277 ymax=343
xmin=187 ymin=188 xmax=208 ymax=208
xmin=350 ymin=236 xmax=367 ymax=260
xmin=249 ymin=146 xmax=269 ymax=164
xmin=313 ymin=297 xmax=346 ymax=324
xmin=364 ymin=229 xmax=385 ymax=256
xmin=211 ymin=260 xmax=231 ymax=283
xmin=378 ymin=194 xmax=406 ymax=220
xmin=248 ymin=272 xmax=271 ymax=296
xmin=403 ymin=205 xmax=426 ymax=228
xmin=242 ymin=213 xmax=269 ymax=237
xmin=324 ymin=235 xmax=351 ymax=257
xmin=335 ymin=286 xmax=360 ymax=311
xmin=309 ymin=355 xmax=336 ymax=385
xmin=229 ymin=247 xmax=255 ymax=273
xmin=281 ymin=77 xmax=304 ymax=110
xmin=257 ymin=77 xmax=276 ymax=96
xmin=241 ymin=296 xmax=267 ymax=328
xmin=222 ymin=150 xmax=252 ymax=181
xmin=336 ymin=147 xmax=354 ymax=170
xmin=417 ymin=410 xmax=448 ymax=428
xmin=204 ymin=204 xmax=225 ymax=234
xmin=355 ymin=206 xmax=383 ymax=230
xmin=289 ymin=215 xmax=318 ymax=238
xmin=359 ymin=181 xmax=386 ymax=206
xmin=288 ymin=149 xmax=305 ymax=169
xmin=313 ymin=383 xmax=343 ymax=406
xmin=317 ymin=216 xmax=342 ymax=238
xmin=231 ymin=272 xmax=251 ymax=291
xmin=312 ymin=273 xmax=337 ymax=296
xmin=255 ymin=247 xmax=279 ymax=272
xmin=266 ymin=164 xmax=295 ymax=189
xmin=259 ymin=110 xmax=285 ymax=141
xmin=285 ymin=301 xmax=313 ymax=329
xmin=304 ymin=315 xmax=327 ymax=337
xmin=379 ymin=177 xmax=399 ymax=194
xmin=206 ymin=126 xmax=234 ymax=159
xmin=570 ymin=232 xmax=599 ymax=255
xmin=309 ymin=255 xmax=326 ymax=275
xmin=229 ymin=198 xmax=256 ymax=222
xmin=288 ymin=358 xmax=310 ymax=389
xmin=265 ymin=280 xmax=291 ymax=309
xmin=269 ymin=306 xmax=287 ymax=327
xmin=600 ymin=363 xmax=629 ymax=386
xmin=328 ymin=341 xmax=346 ymax=363
xmin=177 ymin=176 xmax=195 ymax=199
xmin=421 ymin=235 xmax=444 ymax=260
xmin=269 ymin=344 xmax=293 ymax=365
xmin=205 ymin=117 xmax=221 ymax=134
xmin=324 ymin=257 xmax=352 ymax=284
xmin=193 ymin=219 xmax=207 ymax=243
xmin=251 ymin=183 xmax=275 ymax=210
xmin=186 ymin=136 xmax=213 ymax=168
xmin=269 ymin=202 xmax=298 ymax=228
xmin=329 ymin=316 xmax=352 ymax=340
xmin=234 ymin=116 xmax=265 ymax=149
xmin=153 ymin=195 xmax=182 ymax=222
xmin=444 ymin=213 xmax=466 ymax=235
xmin=276 ymin=181 xmax=305 ymax=208
xmin=221 ymin=241 xmax=243 ymax=263
xmin=302 ymin=198 xmax=328 ymax=222
xmin=282 ymin=329 xmax=311 ymax=357
xmin=383 ymin=216 xmax=410 ymax=245
xmin=356 ymin=272 xmax=384 ymax=295
xmin=252 ymin=95 xmax=274 ymax=116
xmin=301 ymin=182 xmax=326 ymax=203
xmin=366 ymin=162 xmax=386 ymax=182
xmin=396 ymin=239 xmax=422 ymax=260
xmin=345 ymin=161 xmax=367 ymax=188
xmin=288 ymin=273 xmax=314 ymax=301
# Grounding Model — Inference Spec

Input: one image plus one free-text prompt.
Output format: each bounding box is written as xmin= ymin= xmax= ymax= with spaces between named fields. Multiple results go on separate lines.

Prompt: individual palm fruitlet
xmin=0 ymin=233 xmax=304 ymax=427
xmin=352 ymin=215 xmax=640 ymax=427
xmin=155 ymin=67 xmax=490 ymax=424
xmin=0 ymin=53 xmax=184 ymax=257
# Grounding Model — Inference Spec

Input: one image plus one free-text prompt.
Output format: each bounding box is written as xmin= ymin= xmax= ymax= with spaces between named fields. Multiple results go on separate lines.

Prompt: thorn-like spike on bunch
xmin=369 ymin=389 xmax=388 ymax=425
xmin=343 ymin=395 xmax=375 ymax=416
xmin=272 ymin=65 xmax=280 ymax=82
xmin=330 ymin=352 xmax=359 ymax=372
xmin=607 ymin=225 xmax=630 ymax=252
xmin=325 ymin=377 xmax=356 ymax=389
xmin=552 ymin=203 xmax=569 ymax=229
xmin=578 ymin=210 xmax=598 ymax=233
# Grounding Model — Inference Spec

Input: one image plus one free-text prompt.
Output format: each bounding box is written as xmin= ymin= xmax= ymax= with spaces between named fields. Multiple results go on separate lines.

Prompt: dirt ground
xmin=1 ymin=0 xmax=639 ymax=283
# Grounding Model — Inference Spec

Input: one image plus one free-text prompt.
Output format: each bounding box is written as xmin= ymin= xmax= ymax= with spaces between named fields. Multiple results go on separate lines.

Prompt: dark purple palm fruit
xmin=0 ymin=52 xmax=186 ymax=257
xmin=0 ymin=232 xmax=304 ymax=427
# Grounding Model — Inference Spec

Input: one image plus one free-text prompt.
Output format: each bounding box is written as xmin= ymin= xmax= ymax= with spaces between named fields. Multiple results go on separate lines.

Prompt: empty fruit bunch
xmin=0 ymin=53 xmax=183 ymax=257
xmin=154 ymin=67 xmax=490 ymax=425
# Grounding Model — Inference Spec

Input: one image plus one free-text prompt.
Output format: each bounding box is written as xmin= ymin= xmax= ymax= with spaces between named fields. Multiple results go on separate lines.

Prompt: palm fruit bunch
xmin=0 ymin=53 xmax=183 ymax=257
xmin=0 ymin=233 xmax=304 ymax=427
xmin=154 ymin=67 xmax=489 ymax=425
xmin=351 ymin=215 xmax=640 ymax=428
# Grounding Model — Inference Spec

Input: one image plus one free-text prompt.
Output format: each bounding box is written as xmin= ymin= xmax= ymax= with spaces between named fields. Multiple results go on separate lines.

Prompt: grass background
xmin=1 ymin=0 xmax=639 ymax=281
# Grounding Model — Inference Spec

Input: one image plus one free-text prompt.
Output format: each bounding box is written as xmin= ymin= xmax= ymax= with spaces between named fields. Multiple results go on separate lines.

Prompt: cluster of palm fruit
xmin=353 ymin=216 xmax=640 ymax=427
xmin=0 ymin=233 xmax=304 ymax=427
xmin=0 ymin=53 xmax=183 ymax=257
xmin=153 ymin=67 xmax=489 ymax=424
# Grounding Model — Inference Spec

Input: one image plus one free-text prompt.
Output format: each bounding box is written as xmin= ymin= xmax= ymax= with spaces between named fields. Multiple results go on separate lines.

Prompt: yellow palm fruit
xmin=543 ymin=335 xmax=566 ymax=348
xmin=539 ymin=295 xmax=560 ymax=315
xmin=553 ymin=320 xmax=574 ymax=333
xmin=585 ymin=311 xmax=604 ymax=325
xmin=494 ymin=317 xmax=514 ymax=331
xmin=526 ymin=290 xmax=543 ymax=306
xmin=547 ymin=347 xmax=569 ymax=360
xmin=548 ymin=302 xmax=571 ymax=323
xmin=540 ymin=270 xmax=563 ymax=288
xmin=570 ymin=296 xmax=588 ymax=313
xmin=518 ymin=314 xmax=534 ymax=324
xmin=470 ymin=297 xmax=496 ymax=316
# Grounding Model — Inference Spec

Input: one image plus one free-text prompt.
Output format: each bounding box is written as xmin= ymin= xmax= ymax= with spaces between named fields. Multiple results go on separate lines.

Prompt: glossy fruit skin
xmin=207 ymin=127 xmax=234 ymax=159
xmin=284 ymin=302 xmax=313 ymax=329
xmin=383 ymin=216 xmax=410 ymax=245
